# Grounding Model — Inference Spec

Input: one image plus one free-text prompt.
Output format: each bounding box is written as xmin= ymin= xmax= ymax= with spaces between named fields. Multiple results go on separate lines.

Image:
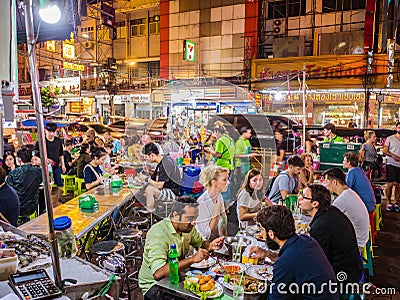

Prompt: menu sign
xmin=50 ymin=77 xmax=80 ymax=96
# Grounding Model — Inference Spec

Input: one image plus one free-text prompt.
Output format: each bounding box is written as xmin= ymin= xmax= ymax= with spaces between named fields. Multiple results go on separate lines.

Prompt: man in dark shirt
xmin=35 ymin=122 xmax=65 ymax=186
xmin=0 ymin=167 xmax=19 ymax=226
xmin=141 ymin=143 xmax=180 ymax=212
xmin=249 ymin=206 xmax=338 ymax=300
xmin=6 ymin=147 xmax=42 ymax=225
xmin=299 ymin=184 xmax=362 ymax=286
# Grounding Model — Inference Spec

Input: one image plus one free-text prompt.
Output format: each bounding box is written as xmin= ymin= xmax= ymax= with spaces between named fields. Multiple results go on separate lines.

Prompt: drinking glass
xmin=233 ymin=285 xmax=244 ymax=300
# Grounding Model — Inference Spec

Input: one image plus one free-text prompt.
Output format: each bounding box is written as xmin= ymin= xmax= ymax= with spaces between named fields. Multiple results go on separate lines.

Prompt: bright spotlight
xmin=39 ymin=4 xmax=61 ymax=24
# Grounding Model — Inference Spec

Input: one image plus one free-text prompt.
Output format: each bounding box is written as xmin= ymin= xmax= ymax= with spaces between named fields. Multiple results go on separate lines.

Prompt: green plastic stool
xmin=74 ymin=177 xmax=86 ymax=196
xmin=61 ymin=174 xmax=76 ymax=196
xmin=362 ymin=236 xmax=374 ymax=276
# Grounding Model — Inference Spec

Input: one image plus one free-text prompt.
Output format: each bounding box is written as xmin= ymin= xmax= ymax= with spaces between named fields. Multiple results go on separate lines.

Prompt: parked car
xmin=109 ymin=117 xmax=168 ymax=140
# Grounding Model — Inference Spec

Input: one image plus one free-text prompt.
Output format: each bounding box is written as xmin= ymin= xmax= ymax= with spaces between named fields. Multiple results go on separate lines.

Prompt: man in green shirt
xmin=139 ymin=196 xmax=225 ymax=299
xmin=205 ymin=124 xmax=235 ymax=205
xmin=234 ymin=126 xmax=257 ymax=193
xmin=323 ymin=123 xmax=344 ymax=143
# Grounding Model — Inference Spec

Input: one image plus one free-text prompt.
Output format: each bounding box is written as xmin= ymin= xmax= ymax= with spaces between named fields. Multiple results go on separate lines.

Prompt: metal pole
xmin=0 ymin=113 xmax=3 ymax=157
xmin=23 ymin=0 xmax=62 ymax=288
xmin=302 ymin=65 xmax=306 ymax=150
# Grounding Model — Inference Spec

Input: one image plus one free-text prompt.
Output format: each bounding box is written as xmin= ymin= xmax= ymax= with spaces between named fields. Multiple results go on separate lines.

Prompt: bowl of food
xmin=210 ymin=261 xmax=245 ymax=276
xmin=223 ymin=274 xmax=267 ymax=295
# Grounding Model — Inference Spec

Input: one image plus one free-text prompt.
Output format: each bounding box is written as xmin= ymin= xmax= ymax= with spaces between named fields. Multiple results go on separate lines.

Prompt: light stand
xmin=23 ymin=0 xmax=62 ymax=288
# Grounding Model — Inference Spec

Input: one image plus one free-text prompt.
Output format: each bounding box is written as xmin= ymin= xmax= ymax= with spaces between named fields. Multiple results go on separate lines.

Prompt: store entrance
xmin=315 ymin=103 xmax=363 ymax=127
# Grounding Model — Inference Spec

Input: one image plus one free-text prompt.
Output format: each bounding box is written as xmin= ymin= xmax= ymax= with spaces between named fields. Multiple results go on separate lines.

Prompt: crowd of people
xmin=0 ymin=118 xmax=399 ymax=299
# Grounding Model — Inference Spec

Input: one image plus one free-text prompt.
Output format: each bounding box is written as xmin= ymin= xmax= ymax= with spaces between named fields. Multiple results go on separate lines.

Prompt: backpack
xmin=265 ymin=172 xmax=291 ymax=200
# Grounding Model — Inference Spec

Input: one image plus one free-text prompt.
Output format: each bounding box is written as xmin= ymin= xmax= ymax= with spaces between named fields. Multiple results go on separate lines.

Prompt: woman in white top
xmin=236 ymin=168 xmax=263 ymax=228
xmin=196 ymin=165 xmax=229 ymax=240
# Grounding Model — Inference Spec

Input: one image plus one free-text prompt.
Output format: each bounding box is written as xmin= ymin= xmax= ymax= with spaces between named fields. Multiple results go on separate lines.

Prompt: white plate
xmin=189 ymin=281 xmax=223 ymax=299
xmin=190 ymin=257 xmax=216 ymax=269
xmin=223 ymin=275 xmax=267 ymax=295
xmin=245 ymin=264 xmax=273 ymax=281
xmin=210 ymin=261 xmax=245 ymax=275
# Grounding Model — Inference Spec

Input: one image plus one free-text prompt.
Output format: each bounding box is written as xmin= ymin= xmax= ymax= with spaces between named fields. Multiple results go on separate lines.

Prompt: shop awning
xmin=21 ymin=119 xmax=69 ymax=128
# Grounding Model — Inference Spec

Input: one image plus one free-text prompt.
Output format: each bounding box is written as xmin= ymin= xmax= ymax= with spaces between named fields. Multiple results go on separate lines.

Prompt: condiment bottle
xmin=54 ymin=216 xmax=77 ymax=258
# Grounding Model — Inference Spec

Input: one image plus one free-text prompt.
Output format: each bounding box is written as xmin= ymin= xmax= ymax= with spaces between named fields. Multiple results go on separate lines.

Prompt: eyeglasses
xmin=299 ymin=194 xmax=313 ymax=201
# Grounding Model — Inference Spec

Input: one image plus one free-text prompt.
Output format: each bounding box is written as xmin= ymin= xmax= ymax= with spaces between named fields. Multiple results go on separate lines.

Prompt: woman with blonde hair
xmin=196 ymin=164 xmax=229 ymax=240
xmin=299 ymin=153 xmax=314 ymax=189
xmin=236 ymin=168 xmax=263 ymax=229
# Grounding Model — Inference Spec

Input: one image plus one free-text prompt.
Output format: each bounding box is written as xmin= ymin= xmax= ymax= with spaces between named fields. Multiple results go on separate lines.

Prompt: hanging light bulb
xmin=39 ymin=1 xmax=61 ymax=24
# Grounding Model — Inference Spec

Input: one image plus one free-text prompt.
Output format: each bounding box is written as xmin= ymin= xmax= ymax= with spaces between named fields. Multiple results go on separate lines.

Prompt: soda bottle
xmin=168 ymin=244 xmax=179 ymax=284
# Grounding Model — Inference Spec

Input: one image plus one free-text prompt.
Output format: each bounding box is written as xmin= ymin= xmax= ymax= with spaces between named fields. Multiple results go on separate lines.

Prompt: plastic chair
xmin=29 ymin=211 xmax=38 ymax=220
xmin=74 ymin=177 xmax=86 ymax=196
xmin=61 ymin=174 xmax=76 ymax=196
xmin=368 ymin=211 xmax=377 ymax=244
xmin=375 ymin=204 xmax=382 ymax=231
xmin=362 ymin=237 xmax=373 ymax=276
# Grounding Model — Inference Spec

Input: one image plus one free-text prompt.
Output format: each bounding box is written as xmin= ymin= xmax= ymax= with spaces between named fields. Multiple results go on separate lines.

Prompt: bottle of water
xmin=103 ymin=173 xmax=110 ymax=194
xmin=168 ymin=244 xmax=179 ymax=284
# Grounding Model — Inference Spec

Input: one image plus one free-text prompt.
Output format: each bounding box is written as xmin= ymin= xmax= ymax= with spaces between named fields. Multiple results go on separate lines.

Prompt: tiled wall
xmin=168 ymin=0 xmax=247 ymax=79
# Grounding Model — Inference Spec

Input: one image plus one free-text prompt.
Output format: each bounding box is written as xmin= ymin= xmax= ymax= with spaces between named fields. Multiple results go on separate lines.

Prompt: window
xmin=268 ymin=0 xmax=306 ymax=19
xmin=116 ymin=21 xmax=126 ymax=39
xmin=322 ymin=0 xmax=366 ymax=13
xmin=97 ymin=27 xmax=111 ymax=41
xmin=149 ymin=61 xmax=160 ymax=78
xmin=130 ymin=18 xmax=146 ymax=37
xmin=149 ymin=16 xmax=160 ymax=35
xmin=81 ymin=26 xmax=94 ymax=39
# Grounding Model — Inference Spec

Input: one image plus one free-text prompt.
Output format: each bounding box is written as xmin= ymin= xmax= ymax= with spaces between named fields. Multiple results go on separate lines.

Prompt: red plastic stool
xmin=369 ymin=211 xmax=377 ymax=244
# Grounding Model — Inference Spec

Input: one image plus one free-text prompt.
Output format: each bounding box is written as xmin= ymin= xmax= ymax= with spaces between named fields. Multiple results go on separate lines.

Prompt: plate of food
xmin=210 ymin=261 xmax=245 ymax=276
xmin=184 ymin=275 xmax=223 ymax=300
xmin=246 ymin=265 xmax=273 ymax=281
xmin=190 ymin=257 xmax=216 ymax=269
xmin=223 ymin=274 xmax=267 ymax=295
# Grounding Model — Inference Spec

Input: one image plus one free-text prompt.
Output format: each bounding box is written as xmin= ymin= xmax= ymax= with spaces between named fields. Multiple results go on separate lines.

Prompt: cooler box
xmin=319 ymin=142 xmax=361 ymax=171
xmin=180 ymin=166 xmax=203 ymax=194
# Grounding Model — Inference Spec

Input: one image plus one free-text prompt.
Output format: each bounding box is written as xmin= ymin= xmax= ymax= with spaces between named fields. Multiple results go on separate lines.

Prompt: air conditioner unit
xmin=273 ymin=19 xmax=285 ymax=36
xmin=83 ymin=41 xmax=93 ymax=49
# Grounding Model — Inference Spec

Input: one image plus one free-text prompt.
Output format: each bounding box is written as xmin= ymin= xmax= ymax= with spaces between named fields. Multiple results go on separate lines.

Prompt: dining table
xmin=19 ymin=185 xmax=138 ymax=239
